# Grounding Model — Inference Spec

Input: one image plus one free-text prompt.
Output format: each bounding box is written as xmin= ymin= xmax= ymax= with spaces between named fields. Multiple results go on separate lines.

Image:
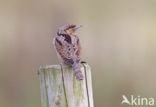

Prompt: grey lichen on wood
xmin=39 ymin=63 xmax=94 ymax=107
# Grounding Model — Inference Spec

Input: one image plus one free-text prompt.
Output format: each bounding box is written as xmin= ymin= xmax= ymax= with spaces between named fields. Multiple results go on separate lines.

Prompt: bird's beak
xmin=74 ymin=25 xmax=82 ymax=31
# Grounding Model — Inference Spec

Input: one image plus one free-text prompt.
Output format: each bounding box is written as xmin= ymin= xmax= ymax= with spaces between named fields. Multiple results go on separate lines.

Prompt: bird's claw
xmin=75 ymin=72 xmax=84 ymax=80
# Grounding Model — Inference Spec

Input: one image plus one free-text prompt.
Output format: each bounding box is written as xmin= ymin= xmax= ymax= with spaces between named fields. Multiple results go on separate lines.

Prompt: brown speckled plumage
xmin=54 ymin=24 xmax=83 ymax=80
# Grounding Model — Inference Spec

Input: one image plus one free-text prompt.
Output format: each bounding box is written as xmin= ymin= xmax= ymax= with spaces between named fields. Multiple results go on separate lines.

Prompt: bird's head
xmin=65 ymin=25 xmax=82 ymax=35
xmin=58 ymin=24 xmax=82 ymax=36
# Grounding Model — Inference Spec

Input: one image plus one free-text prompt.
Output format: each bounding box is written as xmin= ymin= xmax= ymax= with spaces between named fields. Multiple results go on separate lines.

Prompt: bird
xmin=121 ymin=95 xmax=130 ymax=105
xmin=53 ymin=24 xmax=84 ymax=80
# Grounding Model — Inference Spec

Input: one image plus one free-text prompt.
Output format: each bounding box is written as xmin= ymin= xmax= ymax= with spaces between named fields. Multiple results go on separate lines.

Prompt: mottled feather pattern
xmin=54 ymin=24 xmax=83 ymax=80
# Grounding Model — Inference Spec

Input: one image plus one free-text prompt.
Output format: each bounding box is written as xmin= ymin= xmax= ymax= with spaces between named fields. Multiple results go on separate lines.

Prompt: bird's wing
xmin=75 ymin=37 xmax=81 ymax=59
xmin=54 ymin=35 xmax=75 ymax=65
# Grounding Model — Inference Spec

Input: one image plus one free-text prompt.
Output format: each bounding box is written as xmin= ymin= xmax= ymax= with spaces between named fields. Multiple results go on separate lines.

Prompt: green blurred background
xmin=0 ymin=0 xmax=156 ymax=107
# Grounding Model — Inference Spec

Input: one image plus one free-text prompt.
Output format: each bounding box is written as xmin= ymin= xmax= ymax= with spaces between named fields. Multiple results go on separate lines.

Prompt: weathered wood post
xmin=39 ymin=63 xmax=94 ymax=107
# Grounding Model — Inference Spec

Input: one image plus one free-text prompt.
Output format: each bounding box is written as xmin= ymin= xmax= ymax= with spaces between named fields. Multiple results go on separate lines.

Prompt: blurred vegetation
xmin=0 ymin=0 xmax=156 ymax=107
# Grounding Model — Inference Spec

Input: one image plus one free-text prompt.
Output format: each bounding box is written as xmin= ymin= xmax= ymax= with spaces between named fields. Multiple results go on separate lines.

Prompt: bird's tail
xmin=72 ymin=63 xmax=84 ymax=80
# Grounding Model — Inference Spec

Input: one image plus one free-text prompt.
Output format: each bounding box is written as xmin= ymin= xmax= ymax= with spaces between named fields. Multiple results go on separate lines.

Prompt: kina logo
xmin=121 ymin=95 xmax=155 ymax=106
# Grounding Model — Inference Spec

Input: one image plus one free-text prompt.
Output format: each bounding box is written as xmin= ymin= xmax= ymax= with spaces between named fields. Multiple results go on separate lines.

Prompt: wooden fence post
xmin=39 ymin=63 xmax=94 ymax=107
